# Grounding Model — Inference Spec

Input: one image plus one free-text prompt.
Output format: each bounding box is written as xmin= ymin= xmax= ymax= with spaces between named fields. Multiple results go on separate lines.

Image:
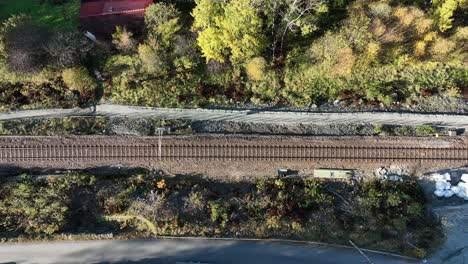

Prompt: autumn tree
xmin=432 ymin=0 xmax=467 ymax=32
xmin=192 ymin=0 xmax=266 ymax=64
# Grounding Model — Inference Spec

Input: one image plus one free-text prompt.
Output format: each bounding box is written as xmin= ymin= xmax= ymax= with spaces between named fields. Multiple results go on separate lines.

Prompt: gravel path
xmin=0 ymin=104 xmax=467 ymax=129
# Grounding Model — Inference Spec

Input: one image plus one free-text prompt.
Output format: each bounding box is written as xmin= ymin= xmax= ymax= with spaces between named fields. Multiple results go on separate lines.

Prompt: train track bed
xmin=0 ymin=135 xmax=466 ymax=179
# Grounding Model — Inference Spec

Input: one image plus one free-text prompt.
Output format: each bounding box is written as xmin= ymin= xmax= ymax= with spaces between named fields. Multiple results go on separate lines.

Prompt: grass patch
xmin=0 ymin=0 xmax=80 ymax=30
xmin=0 ymin=117 xmax=193 ymax=136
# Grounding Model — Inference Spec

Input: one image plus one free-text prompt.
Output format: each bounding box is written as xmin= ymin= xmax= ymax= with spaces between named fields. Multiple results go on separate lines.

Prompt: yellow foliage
xmin=62 ymin=67 xmax=97 ymax=93
xmin=156 ymin=179 xmax=166 ymax=189
xmin=245 ymin=57 xmax=266 ymax=81
xmin=445 ymin=86 xmax=461 ymax=97
xmin=423 ymin=32 xmax=437 ymax=42
xmin=414 ymin=41 xmax=426 ymax=57
xmin=414 ymin=18 xmax=433 ymax=35
xmin=333 ymin=47 xmax=356 ymax=76
xmin=454 ymin=26 xmax=468 ymax=40
xmin=367 ymin=42 xmax=381 ymax=58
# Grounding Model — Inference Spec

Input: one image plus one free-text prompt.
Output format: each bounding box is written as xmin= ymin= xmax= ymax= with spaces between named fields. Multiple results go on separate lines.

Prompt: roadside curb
xmin=156 ymin=235 xmax=420 ymax=262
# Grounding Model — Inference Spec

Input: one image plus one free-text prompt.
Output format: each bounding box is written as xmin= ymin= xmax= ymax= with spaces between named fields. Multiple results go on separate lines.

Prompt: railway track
xmin=0 ymin=143 xmax=467 ymax=163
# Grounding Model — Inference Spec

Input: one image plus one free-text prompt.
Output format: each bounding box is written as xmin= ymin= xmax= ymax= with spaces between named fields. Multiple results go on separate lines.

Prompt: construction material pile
xmin=433 ymin=173 xmax=468 ymax=200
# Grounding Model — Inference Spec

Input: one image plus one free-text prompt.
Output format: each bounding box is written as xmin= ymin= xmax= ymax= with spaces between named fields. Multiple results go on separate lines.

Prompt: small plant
xmin=415 ymin=125 xmax=436 ymax=136
xmin=208 ymin=200 xmax=228 ymax=228
xmin=156 ymin=179 xmax=166 ymax=189
xmin=373 ymin=124 xmax=383 ymax=135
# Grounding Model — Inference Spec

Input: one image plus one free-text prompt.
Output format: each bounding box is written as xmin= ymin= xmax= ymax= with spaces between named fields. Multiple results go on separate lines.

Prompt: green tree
xmin=145 ymin=3 xmax=181 ymax=47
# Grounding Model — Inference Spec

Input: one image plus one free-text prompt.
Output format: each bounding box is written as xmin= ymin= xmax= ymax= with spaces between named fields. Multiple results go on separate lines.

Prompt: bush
xmin=137 ymin=44 xmax=168 ymax=75
xmin=415 ymin=125 xmax=436 ymax=136
xmin=62 ymin=67 xmax=97 ymax=97
xmin=112 ymin=26 xmax=137 ymax=54
xmin=45 ymin=31 xmax=93 ymax=68
xmin=245 ymin=57 xmax=267 ymax=81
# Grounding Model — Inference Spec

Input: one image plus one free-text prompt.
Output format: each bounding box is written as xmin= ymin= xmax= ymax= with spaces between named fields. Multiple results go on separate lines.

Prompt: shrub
xmin=208 ymin=200 xmax=228 ymax=228
xmin=138 ymin=44 xmax=168 ymax=75
xmin=62 ymin=67 xmax=97 ymax=96
xmin=415 ymin=125 xmax=436 ymax=136
xmin=368 ymin=2 xmax=392 ymax=18
xmin=112 ymin=26 xmax=137 ymax=54
xmin=245 ymin=57 xmax=266 ymax=81
xmin=429 ymin=37 xmax=456 ymax=60
xmin=45 ymin=31 xmax=93 ymax=68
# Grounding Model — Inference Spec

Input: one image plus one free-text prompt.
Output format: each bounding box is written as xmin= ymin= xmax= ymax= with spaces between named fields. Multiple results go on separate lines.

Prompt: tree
xmin=259 ymin=0 xmax=328 ymax=58
xmin=45 ymin=31 xmax=93 ymax=68
xmin=192 ymin=0 xmax=266 ymax=64
xmin=0 ymin=15 xmax=49 ymax=73
xmin=145 ymin=3 xmax=181 ymax=48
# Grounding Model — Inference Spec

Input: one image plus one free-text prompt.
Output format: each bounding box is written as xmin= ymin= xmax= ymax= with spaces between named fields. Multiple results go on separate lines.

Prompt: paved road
xmin=0 ymin=104 xmax=467 ymax=129
xmin=0 ymin=239 xmax=421 ymax=264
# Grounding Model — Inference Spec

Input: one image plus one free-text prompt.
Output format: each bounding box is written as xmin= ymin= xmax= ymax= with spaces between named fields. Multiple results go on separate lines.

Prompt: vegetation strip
xmin=0 ymin=173 xmax=443 ymax=258
xmin=0 ymin=1 xmax=466 ymax=112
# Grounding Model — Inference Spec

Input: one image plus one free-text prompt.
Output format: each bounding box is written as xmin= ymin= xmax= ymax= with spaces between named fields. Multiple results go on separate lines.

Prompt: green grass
xmin=0 ymin=0 xmax=80 ymax=30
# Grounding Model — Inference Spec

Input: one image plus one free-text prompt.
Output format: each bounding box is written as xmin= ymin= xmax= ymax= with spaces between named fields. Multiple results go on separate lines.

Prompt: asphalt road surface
xmin=0 ymin=104 xmax=467 ymax=129
xmin=0 ymin=239 xmax=422 ymax=264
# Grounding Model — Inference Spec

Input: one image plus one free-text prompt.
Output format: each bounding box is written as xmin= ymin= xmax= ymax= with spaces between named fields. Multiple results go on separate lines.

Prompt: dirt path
xmin=0 ymin=104 xmax=467 ymax=129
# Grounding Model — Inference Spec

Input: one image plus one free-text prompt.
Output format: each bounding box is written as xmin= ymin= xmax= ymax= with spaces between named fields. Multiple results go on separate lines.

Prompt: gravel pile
xmin=191 ymin=120 xmax=375 ymax=136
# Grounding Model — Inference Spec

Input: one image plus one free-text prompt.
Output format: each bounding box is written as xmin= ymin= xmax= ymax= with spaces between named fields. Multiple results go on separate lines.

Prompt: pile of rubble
xmin=433 ymin=172 xmax=468 ymax=200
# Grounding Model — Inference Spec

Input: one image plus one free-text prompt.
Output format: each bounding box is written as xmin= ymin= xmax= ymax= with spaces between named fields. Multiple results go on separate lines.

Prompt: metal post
xmin=156 ymin=128 xmax=164 ymax=161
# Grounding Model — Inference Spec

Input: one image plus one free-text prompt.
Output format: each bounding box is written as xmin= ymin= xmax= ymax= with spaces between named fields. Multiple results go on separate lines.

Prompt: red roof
xmin=80 ymin=0 xmax=153 ymax=18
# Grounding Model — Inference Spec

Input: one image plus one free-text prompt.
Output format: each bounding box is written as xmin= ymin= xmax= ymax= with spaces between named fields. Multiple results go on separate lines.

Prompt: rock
xmin=431 ymin=173 xmax=445 ymax=182
xmin=461 ymin=174 xmax=468 ymax=183
xmin=443 ymin=173 xmax=451 ymax=181
xmin=435 ymin=181 xmax=446 ymax=191
xmin=444 ymin=190 xmax=454 ymax=198
xmin=444 ymin=182 xmax=452 ymax=190
xmin=450 ymin=186 xmax=460 ymax=194
xmin=378 ymin=167 xmax=388 ymax=176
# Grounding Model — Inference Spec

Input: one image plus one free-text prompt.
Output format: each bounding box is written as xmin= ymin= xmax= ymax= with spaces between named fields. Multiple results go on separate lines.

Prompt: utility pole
xmin=156 ymin=128 xmax=164 ymax=161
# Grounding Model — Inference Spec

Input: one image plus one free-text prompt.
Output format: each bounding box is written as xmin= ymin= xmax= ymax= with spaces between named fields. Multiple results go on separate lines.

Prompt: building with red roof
xmin=80 ymin=0 xmax=153 ymax=36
